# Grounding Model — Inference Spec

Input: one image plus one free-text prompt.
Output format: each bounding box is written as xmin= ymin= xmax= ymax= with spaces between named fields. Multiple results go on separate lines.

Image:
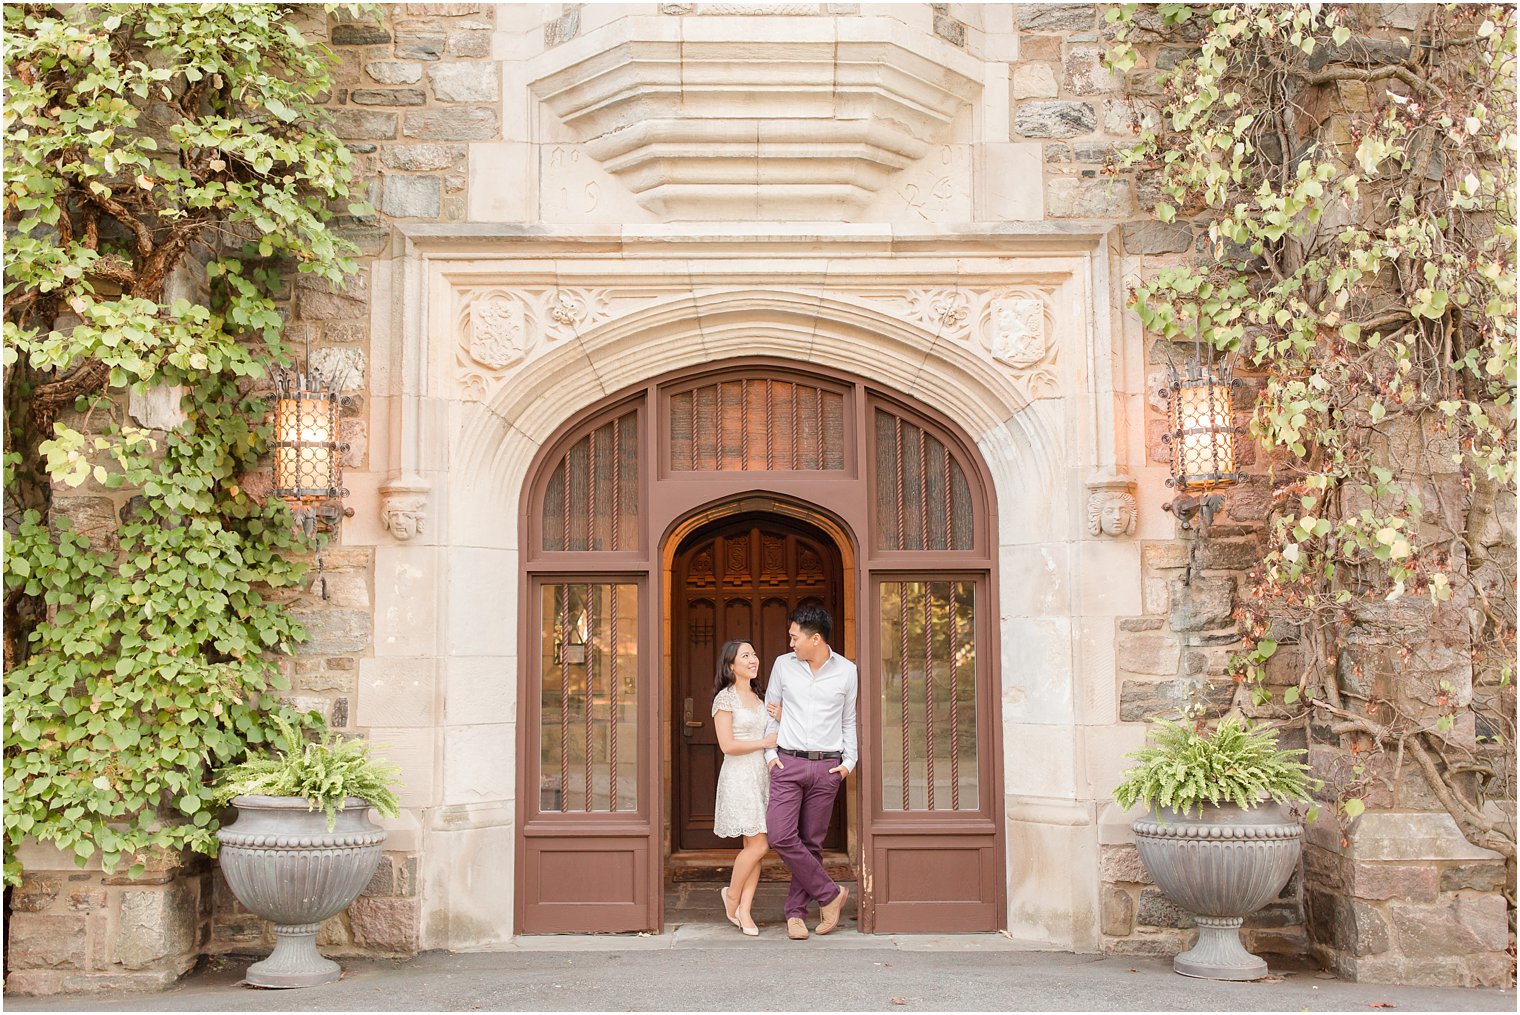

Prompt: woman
xmin=711 ymin=639 xmax=776 ymax=936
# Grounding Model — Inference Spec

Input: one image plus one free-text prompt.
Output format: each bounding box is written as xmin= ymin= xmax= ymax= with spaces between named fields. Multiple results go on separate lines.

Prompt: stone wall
xmin=1303 ymin=812 xmax=1511 ymax=987
xmin=5 ymin=846 xmax=209 ymax=996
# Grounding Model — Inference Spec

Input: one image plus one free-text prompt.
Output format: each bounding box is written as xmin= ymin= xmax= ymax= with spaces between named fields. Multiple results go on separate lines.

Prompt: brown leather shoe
xmin=787 ymin=917 xmax=809 ymax=940
xmin=816 ymin=886 xmax=849 ymax=935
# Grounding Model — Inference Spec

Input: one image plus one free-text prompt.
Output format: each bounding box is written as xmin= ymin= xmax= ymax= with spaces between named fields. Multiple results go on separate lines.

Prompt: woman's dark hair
xmin=714 ymin=639 xmax=762 ymax=699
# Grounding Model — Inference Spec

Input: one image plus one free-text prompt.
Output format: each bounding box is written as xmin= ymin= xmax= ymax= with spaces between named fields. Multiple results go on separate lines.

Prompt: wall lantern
xmin=272 ymin=373 xmax=351 ymax=536
xmin=1161 ymin=360 xmax=1243 ymax=530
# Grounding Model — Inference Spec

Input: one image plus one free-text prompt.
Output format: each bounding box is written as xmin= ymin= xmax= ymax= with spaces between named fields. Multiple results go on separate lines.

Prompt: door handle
xmin=683 ymin=697 xmax=703 ymax=736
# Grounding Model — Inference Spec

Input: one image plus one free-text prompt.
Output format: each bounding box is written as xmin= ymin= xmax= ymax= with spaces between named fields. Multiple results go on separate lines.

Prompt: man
xmin=762 ymin=604 xmax=857 ymax=940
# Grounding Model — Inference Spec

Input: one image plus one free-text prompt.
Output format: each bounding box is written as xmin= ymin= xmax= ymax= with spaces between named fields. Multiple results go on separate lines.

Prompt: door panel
xmin=673 ymin=518 xmax=845 ymax=852
xmin=869 ymin=836 xmax=998 ymax=932
xmin=866 ymin=577 xmax=1000 ymax=932
xmin=520 ymin=580 xmax=651 ymax=933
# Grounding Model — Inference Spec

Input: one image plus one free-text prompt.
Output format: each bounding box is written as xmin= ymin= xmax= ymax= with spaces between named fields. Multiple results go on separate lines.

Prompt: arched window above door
xmin=872 ymin=403 xmax=976 ymax=553
xmin=541 ymin=405 xmax=640 ymax=553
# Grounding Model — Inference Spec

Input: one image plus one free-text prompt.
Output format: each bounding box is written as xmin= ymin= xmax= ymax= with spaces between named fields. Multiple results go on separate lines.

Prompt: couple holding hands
xmin=709 ymin=604 xmax=857 ymax=940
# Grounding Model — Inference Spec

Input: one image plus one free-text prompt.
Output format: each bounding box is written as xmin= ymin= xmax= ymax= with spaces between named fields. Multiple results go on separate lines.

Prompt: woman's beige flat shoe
xmin=719 ymin=887 xmax=741 ymax=928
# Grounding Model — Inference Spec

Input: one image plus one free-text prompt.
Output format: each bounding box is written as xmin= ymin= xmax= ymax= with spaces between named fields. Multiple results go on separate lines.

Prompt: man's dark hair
xmin=788 ymin=603 xmax=832 ymax=643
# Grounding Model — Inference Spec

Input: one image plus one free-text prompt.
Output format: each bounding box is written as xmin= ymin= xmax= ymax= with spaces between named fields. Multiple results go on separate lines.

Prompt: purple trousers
xmin=765 ymin=755 xmax=843 ymax=919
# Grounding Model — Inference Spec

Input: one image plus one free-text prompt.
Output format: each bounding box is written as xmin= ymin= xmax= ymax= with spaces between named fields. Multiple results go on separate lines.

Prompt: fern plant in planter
xmin=212 ymin=719 xmax=403 ymax=989
xmin=1115 ymin=715 xmax=1317 ymax=982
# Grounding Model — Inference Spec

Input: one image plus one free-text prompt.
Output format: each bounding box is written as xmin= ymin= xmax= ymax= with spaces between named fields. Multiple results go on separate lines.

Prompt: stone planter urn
xmin=1131 ymin=802 xmax=1303 ymax=981
xmin=216 ymin=795 xmax=387 ymax=988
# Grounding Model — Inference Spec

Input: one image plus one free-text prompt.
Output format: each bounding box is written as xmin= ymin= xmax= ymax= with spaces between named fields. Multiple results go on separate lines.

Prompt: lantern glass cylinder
xmin=1168 ymin=366 xmax=1237 ymax=491
xmin=273 ymin=390 xmax=341 ymax=501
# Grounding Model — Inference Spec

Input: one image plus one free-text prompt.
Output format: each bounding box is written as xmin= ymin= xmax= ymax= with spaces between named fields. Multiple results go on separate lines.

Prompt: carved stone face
xmin=383 ymin=499 xmax=425 ymax=541
xmin=1099 ymin=496 xmax=1134 ymax=536
xmin=1087 ymin=491 xmax=1136 ymax=537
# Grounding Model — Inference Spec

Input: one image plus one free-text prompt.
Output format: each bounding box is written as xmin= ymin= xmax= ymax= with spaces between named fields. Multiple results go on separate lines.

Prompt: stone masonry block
xmin=1099 ymin=844 xmax=1153 ymax=885
xmin=1122 ymin=220 xmax=1193 ymax=255
xmin=13 ymin=874 xmax=62 ymax=912
xmin=1101 ymin=885 xmax=1135 ymax=936
xmin=51 ymin=497 xmax=120 ymax=550
xmin=1350 ymin=862 xmax=1439 ymax=903
xmin=1347 ymin=811 xmax=1505 ymax=862
xmin=430 ymin=62 xmax=499 ymax=103
xmin=1439 ymin=862 xmax=1509 ymax=894
xmin=1116 ymin=632 xmax=1180 ymax=677
xmin=1015 ymin=4 xmax=1095 ymax=31
xmin=446 ymin=29 xmax=491 ymax=58
xmin=382 ymin=175 xmax=443 ymax=218
xmin=1046 ymin=176 xmax=1133 ymax=217
xmin=288 ymin=608 xmax=372 ymax=655
xmin=366 ymin=60 xmax=423 ymax=84
xmin=403 ymin=108 xmax=500 ymax=141
xmin=68 ymin=886 xmax=108 ymax=911
xmin=352 ymin=88 xmax=427 ymax=107
xmin=330 ymin=109 xmax=399 ymax=141
xmin=396 ymin=34 xmax=446 ymax=60
xmin=348 ymin=896 xmax=420 ymax=954
xmin=114 ymin=882 xmax=197 ymax=971
xmin=1011 ymin=62 xmax=1058 ymax=99
xmin=330 ymin=23 xmax=391 ymax=45
xmin=1063 ymin=47 xmax=1117 ymax=94
xmin=544 ymin=9 xmax=580 ymax=47
xmin=1307 ymin=889 xmax=1390 ymax=958
xmin=1136 ymin=887 xmax=1195 ymax=929
xmin=933 ymin=14 xmax=965 ymax=47
xmin=1169 ymin=576 xmax=1235 ymax=632
xmin=1388 ymin=895 xmax=1509 ymax=955
xmin=381 ymin=143 xmax=466 ymax=171
xmin=7 ymin=913 xmax=90 ymax=969
xmin=1015 ymin=101 xmax=1097 ymax=138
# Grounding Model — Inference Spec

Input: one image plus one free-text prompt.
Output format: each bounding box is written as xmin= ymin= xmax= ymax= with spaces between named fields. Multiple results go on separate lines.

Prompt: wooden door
xmin=672 ymin=517 xmax=846 ymax=852
xmin=863 ymin=576 xmax=1002 ymax=931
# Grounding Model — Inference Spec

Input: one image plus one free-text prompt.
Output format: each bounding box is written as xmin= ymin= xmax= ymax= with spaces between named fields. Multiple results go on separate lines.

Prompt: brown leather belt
xmin=778 ymin=748 xmax=842 ymax=761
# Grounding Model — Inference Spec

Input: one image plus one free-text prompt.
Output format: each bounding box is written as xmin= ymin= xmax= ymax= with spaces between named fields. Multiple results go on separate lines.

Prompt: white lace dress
xmin=711 ymin=686 xmax=770 ymax=838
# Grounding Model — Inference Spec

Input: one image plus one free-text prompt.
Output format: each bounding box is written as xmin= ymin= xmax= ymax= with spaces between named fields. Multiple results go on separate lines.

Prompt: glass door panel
xmin=878 ymin=580 xmax=979 ymax=812
xmin=539 ymin=583 xmax=640 ymax=813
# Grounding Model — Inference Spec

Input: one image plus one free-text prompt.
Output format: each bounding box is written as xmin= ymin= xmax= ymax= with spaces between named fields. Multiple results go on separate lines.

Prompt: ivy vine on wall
xmin=2 ymin=4 xmax=369 ymax=883
xmin=1106 ymin=3 xmax=1515 ymax=870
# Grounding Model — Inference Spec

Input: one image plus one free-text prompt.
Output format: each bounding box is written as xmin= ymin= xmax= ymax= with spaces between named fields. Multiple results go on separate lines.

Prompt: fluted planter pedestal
xmin=1131 ymin=803 xmax=1303 ymax=981
xmin=216 ymin=795 xmax=387 ymax=988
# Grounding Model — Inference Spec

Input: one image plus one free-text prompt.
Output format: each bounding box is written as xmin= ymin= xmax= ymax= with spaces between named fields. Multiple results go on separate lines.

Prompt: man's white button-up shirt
xmin=761 ymin=650 xmax=859 ymax=773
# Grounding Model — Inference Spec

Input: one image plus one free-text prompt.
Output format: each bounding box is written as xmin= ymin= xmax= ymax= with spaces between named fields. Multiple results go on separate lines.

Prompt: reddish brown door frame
xmin=517 ymin=358 xmax=1005 ymax=935
xmin=670 ymin=515 xmax=847 ymax=853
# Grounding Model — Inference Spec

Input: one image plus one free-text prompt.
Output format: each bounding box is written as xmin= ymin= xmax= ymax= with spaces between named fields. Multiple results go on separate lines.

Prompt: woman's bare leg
xmin=734 ymin=833 xmax=768 ymax=928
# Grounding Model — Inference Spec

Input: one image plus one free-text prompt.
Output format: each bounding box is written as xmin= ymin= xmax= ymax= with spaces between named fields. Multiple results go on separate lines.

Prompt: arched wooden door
xmin=518 ymin=360 xmax=1005 ymax=935
xmin=671 ymin=516 xmax=845 ymax=852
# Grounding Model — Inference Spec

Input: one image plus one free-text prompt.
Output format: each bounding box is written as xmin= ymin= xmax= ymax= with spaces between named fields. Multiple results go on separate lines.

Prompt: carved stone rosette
xmin=380 ymin=474 xmax=431 ymax=541
xmin=1086 ymin=474 xmax=1137 ymax=538
xmin=453 ymin=287 xmax=612 ymax=400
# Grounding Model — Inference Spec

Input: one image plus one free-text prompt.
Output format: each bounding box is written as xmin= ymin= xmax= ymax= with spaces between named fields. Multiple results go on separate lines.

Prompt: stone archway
xmin=367 ymin=227 xmax=1136 ymax=951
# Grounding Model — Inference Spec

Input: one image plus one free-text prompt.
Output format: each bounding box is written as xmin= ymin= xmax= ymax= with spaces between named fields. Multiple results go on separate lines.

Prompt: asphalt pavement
xmin=6 ymin=924 xmax=1515 ymax=1013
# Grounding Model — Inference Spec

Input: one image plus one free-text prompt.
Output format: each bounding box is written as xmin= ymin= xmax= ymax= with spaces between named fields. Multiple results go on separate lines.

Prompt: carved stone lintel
xmin=1086 ymin=474 xmax=1137 ymax=538
xmin=380 ymin=474 xmax=431 ymax=541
